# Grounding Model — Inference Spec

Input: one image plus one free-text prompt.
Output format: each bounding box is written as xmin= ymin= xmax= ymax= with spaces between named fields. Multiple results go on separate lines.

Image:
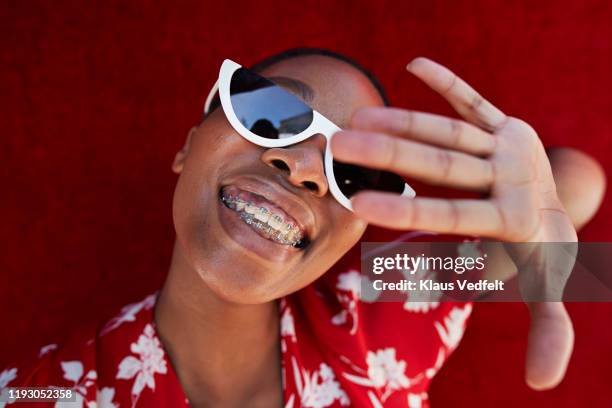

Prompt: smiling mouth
xmin=219 ymin=186 xmax=310 ymax=249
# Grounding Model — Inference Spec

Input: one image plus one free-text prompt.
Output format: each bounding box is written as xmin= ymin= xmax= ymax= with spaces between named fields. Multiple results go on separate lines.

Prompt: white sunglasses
xmin=204 ymin=59 xmax=416 ymax=211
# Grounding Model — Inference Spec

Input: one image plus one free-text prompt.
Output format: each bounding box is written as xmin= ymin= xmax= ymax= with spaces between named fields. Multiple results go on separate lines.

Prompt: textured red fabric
xmin=1 ymin=1 xmax=611 ymax=406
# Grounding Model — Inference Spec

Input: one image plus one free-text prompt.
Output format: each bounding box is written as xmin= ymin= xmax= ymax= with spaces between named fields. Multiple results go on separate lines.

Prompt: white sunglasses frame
xmin=203 ymin=59 xmax=416 ymax=211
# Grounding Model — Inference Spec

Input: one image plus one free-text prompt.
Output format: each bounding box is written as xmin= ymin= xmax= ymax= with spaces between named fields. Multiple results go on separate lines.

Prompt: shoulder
xmin=0 ymin=323 xmax=99 ymax=405
xmin=0 ymin=292 xmax=165 ymax=407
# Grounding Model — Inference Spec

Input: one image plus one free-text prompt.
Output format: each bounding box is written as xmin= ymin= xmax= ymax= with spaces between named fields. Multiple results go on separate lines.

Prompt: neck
xmin=154 ymin=241 xmax=283 ymax=407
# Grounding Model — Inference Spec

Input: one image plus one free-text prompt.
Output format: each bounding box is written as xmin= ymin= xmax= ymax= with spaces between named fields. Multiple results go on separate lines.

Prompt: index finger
xmin=407 ymin=57 xmax=508 ymax=132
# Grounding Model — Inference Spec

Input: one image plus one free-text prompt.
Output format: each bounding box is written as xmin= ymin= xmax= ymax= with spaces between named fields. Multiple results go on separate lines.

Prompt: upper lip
xmin=220 ymin=175 xmax=317 ymax=241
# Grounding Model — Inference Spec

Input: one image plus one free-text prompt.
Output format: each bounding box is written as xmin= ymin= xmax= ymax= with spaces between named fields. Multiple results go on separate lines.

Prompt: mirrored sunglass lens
xmin=333 ymin=162 xmax=406 ymax=198
xmin=229 ymin=68 xmax=313 ymax=139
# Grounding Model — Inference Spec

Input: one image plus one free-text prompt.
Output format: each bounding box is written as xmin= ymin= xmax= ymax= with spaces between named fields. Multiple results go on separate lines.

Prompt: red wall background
xmin=1 ymin=1 xmax=611 ymax=406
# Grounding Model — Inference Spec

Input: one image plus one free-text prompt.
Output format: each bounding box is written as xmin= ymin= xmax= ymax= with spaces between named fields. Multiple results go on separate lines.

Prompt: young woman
xmin=1 ymin=48 xmax=605 ymax=407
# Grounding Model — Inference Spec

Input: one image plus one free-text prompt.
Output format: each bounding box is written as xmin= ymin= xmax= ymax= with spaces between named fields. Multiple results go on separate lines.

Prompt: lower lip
xmin=217 ymin=197 xmax=302 ymax=263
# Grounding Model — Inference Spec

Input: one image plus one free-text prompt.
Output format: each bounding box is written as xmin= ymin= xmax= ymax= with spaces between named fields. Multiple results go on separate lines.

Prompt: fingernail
xmin=406 ymin=57 xmax=423 ymax=70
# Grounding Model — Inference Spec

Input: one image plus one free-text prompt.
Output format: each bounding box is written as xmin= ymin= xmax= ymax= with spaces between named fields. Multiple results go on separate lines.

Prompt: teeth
xmin=240 ymin=213 xmax=254 ymax=224
xmin=222 ymin=194 xmax=303 ymax=247
xmin=288 ymin=230 xmax=302 ymax=243
xmin=268 ymin=215 xmax=283 ymax=229
xmin=254 ymin=207 xmax=271 ymax=222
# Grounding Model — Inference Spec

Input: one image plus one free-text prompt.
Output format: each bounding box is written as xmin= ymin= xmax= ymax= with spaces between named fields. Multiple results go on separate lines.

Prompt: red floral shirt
xmin=1 ymin=234 xmax=473 ymax=408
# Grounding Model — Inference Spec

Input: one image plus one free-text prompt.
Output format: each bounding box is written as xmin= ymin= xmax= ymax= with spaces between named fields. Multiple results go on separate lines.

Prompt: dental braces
xmin=222 ymin=195 xmax=303 ymax=246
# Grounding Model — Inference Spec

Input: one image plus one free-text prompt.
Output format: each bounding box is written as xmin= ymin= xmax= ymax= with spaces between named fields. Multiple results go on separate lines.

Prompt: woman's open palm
xmin=331 ymin=57 xmax=576 ymax=390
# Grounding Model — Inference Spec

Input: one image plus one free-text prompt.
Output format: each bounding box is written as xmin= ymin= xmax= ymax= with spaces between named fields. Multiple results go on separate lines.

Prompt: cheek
xmin=277 ymin=221 xmax=364 ymax=298
xmin=178 ymin=124 xmax=256 ymax=196
xmin=288 ymin=213 xmax=366 ymax=285
xmin=330 ymin=210 xmax=368 ymax=247
xmin=170 ymin=127 xmax=237 ymax=265
xmin=320 ymin=211 xmax=368 ymax=269
xmin=309 ymin=204 xmax=368 ymax=264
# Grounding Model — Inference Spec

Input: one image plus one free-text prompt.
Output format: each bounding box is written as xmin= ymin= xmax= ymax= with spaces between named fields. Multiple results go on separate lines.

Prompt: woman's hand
xmin=331 ymin=57 xmax=576 ymax=390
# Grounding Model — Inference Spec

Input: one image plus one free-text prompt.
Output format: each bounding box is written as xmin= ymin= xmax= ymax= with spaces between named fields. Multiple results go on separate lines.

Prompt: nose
xmin=261 ymin=134 xmax=329 ymax=197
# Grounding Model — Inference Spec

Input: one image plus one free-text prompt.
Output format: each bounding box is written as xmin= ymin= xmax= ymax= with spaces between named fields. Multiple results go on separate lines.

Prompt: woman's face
xmin=172 ymin=55 xmax=384 ymax=303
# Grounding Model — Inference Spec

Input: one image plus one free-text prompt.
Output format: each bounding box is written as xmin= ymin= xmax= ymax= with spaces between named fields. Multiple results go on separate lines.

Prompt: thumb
xmin=525 ymin=302 xmax=574 ymax=390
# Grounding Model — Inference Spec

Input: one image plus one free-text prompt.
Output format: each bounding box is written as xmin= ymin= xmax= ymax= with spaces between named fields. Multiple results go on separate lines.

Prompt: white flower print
xmin=281 ymin=307 xmax=297 ymax=343
xmin=366 ymin=348 xmax=410 ymax=392
xmin=291 ymin=358 xmax=349 ymax=408
xmin=39 ymin=343 xmax=58 ymax=358
xmin=281 ymin=306 xmax=297 ymax=353
xmin=101 ymin=293 xmax=156 ymax=336
xmin=343 ymin=347 xmax=418 ymax=403
xmin=336 ymin=270 xmax=381 ymax=303
xmin=117 ymin=323 xmax=167 ymax=407
xmin=403 ymin=301 xmax=439 ymax=313
xmin=330 ymin=309 xmax=348 ymax=325
xmin=401 ymin=258 xmax=441 ymax=313
xmin=424 ymin=347 xmax=446 ymax=379
xmin=434 ymin=304 xmax=473 ymax=351
xmin=332 ymin=271 xmax=362 ymax=335
xmin=0 ymin=367 xmax=17 ymax=408
xmin=62 ymin=361 xmax=85 ymax=384
xmin=87 ymin=387 xmax=118 ymax=408
xmin=336 ymin=271 xmax=361 ymax=297
xmin=330 ymin=294 xmax=359 ymax=335
xmin=366 ymin=391 xmax=383 ymax=408
xmin=54 ymin=361 xmax=97 ymax=408
xmin=55 ymin=394 xmax=84 ymax=408
xmin=284 ymin=394 xmax=295 ymax=408
xmin=0 ymin=367 xmax=16 ymax=389
xmin=407 ymin=392 xmax=428 ymax=408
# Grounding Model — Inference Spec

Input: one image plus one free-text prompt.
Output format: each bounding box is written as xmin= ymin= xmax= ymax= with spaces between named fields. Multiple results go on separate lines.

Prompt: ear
xmin=172 ymin=126 xmax=197 ymax=174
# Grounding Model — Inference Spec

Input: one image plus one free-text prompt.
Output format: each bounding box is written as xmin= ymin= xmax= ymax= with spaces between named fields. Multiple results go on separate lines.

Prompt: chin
xmin=191 ymin=250 xmax=290 ymax=304
xmin=201 ymin=274 xmax=286 ymax=305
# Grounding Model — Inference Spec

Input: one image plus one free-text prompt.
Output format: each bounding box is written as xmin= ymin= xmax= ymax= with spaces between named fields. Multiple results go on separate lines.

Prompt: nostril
xmin=302 ymin=181 xmax=319 ymax=193
xmin=271 ymin=159 xmax=290 ymax=171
